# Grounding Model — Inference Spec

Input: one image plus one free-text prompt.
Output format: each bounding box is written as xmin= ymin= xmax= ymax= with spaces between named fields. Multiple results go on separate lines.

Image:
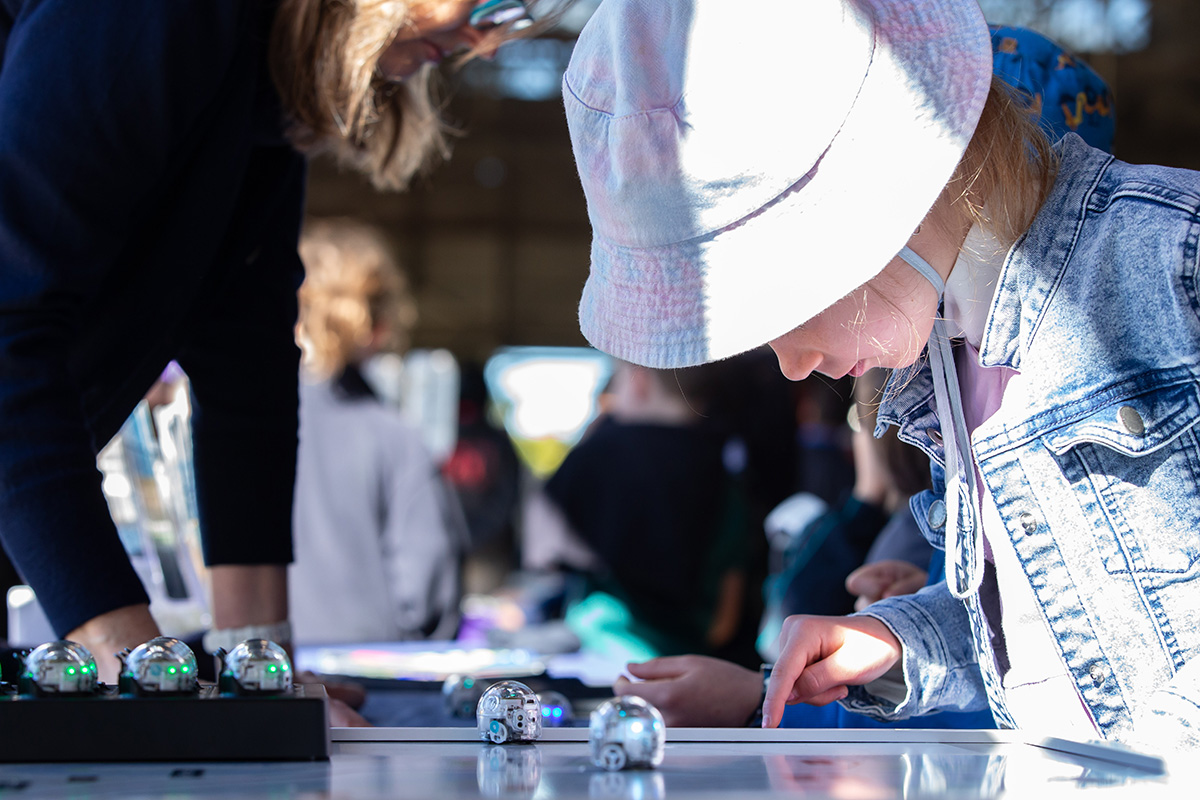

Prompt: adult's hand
xmin=296 ymin=670 xmax=367 ymax=709
xmin=614 ymin=655 xmax=761 ymax=727
xmin=762 ymin=614 xmax=901 ymax=728
xmin=295 ymin=672 xmax=372 ymax=727
xmin=327 ymin=697 xmax=372 ymax=727
xmin=66 ymin=603 xmax=162 ymax=685
xmin=846 ymin=560 xmax=928 ymax=611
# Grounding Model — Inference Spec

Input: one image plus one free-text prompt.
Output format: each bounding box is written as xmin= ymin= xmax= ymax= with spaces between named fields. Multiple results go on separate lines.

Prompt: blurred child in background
xmin=290 ymin=218 xmax=465 ymax=644
xmin=525 ymin=360 xmax=760 ymax=665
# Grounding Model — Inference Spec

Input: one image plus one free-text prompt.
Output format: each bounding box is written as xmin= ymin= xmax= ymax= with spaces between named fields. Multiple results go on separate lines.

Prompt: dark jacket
xmin=545 ymin=417 xmax=752 ymax=653
xmin=0 ymin=0 xmax=306 ymax=634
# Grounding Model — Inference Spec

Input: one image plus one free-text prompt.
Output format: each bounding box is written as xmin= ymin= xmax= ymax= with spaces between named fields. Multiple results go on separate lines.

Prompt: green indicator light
xmin=267 ymin=665 xmax=278 ymax=673
xmin=66 ymin=667 xmax=76 ymax=676
xmin=168 ymin=667 xmax=177 ymax=674
xmin=181 ymin=666 xmax=190 ymax=674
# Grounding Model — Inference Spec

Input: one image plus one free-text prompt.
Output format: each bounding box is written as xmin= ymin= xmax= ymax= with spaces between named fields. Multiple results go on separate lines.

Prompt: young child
xmin=526 ymin=360 xmax=756 ymax=663
xmin=290 ymin=218 xmax=465 ymax=645
xmin=563 ymin=0 xmax=1199 ymax=753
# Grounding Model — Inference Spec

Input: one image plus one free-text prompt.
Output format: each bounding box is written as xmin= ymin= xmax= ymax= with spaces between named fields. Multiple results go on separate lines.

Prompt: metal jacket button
xmin=927 ymin=499 xmax=947 ymax=530
xmin=1118 ymin=406 xmax=1145 ymax=436
xmin=1019 ymin=512 xmax=1038 ymax=535
xmin=1089 ymin=664 xmax=1107 ymax=685
xmin=928 ymin=428 xmax=943 ymax=446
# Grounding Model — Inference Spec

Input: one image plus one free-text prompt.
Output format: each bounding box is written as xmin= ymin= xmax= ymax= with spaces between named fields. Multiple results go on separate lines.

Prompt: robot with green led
xmin=16 ymin=640 xmax=101 ymax=696
xmin=213 ymin=639 xmax=294 ymax=695
xmin=1 ymin=636 xmax=325 ymax=762
xmin=116 ymin=637 xmax=200 ymax=696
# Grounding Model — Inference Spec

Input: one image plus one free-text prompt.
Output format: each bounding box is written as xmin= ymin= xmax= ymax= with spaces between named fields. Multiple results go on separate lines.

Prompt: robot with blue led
xmin=472 ymin=678 xmax=666 ymax=772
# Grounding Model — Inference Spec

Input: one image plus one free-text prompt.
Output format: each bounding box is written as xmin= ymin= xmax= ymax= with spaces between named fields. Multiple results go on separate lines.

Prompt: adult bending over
xmin=0 ymin=0 xmax=545 ymax=686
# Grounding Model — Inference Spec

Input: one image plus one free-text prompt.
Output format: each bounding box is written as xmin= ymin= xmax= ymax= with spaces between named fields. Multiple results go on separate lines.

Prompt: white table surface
xmin=0 ymin=727 xmax=1183 ymax=798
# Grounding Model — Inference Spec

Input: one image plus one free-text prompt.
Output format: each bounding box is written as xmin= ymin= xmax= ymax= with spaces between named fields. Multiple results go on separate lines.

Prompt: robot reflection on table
xmin=476 ymin=745 xmax=542 ymax=798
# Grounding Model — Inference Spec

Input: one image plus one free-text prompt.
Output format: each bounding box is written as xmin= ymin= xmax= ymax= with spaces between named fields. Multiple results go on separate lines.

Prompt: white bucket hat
xmin=563 ymin=0 xmax=992 ymax=368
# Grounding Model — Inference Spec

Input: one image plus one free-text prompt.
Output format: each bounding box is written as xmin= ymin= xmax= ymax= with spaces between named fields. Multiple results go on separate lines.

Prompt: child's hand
xmin=614 ymin=655 xmax=761 ymax=727
xmin=762 ymin=614 xmax=902 ymax=728
xmin=845 ymin=560 xmax=928 ymax=611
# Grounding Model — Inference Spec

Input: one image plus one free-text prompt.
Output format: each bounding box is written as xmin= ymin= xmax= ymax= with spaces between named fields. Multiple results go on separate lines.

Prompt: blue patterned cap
xmin=991 ymin=25 xmax=1116 ymax=153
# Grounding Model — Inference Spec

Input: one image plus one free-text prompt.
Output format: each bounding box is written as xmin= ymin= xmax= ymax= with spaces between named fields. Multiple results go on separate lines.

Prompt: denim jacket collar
xmin=979 ymin=136 xmax=1115 ymax=371
xmin=876 ymin=135 xmax=1115 ymax=453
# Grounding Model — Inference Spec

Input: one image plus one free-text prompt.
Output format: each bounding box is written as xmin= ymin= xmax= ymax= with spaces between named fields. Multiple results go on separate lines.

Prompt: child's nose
xmin=768 ymin=338 xmax=821 ymax=382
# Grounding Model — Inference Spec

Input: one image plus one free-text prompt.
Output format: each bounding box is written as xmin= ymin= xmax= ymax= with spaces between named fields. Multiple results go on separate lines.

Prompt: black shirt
xmin=0 ymin=0 xmax=305 ymax=634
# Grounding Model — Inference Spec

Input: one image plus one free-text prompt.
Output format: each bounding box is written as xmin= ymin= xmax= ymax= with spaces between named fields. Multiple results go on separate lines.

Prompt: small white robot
xmin=215 ymin=639 xmax=293 ymax=695
xmin=444 ymin=674 xmax=487 ymax=719
xmin=117 ymin=637 xmax=199 ymax=695
xmin=20 ymin=640 xmax=99 ymax=696
xmin=588 ymin=696 xmax=666 ymax=771
xmin=476 ymin=680 xmax=541 ymax=744
xmin=535 ymin=690 xmax=574 ymax=728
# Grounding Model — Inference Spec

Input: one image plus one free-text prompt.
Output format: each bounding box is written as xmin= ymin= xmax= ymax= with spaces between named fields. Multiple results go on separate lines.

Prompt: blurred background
xmin=5 ymin=0 xmax=1198 ymax=721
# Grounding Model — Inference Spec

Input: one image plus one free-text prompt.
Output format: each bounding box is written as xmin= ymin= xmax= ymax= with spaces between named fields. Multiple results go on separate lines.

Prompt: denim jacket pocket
xmin=1041 ymin=380 xmax=1200 ymax=578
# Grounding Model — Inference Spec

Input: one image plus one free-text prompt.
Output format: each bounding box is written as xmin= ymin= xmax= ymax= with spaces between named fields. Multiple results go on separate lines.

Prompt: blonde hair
xmin=296 ymin=218 xmax=418 ymax=377
xmin=270 ymin=1 xmax=560 ymax=190
xmin=860 ymin=79 xmax=1059 ymax=396
xmin=939 ymin=75 xmax=1059 ymax=249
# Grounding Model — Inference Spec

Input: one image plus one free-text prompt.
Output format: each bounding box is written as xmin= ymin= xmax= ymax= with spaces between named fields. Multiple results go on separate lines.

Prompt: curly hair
xmin=296 ymin=217 xmax=418 ymax=377
xmin=270 ymin=0 xmax=560 ymax=190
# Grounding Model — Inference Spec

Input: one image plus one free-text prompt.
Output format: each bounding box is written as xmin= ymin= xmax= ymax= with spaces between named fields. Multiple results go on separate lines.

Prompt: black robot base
xmin=0 ymin=682 xmax=329 ymax=762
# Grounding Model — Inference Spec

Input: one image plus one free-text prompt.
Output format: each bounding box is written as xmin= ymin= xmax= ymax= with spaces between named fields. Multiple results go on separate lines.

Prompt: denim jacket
xmin=845 ymin=134 xmax=1200 ymax=752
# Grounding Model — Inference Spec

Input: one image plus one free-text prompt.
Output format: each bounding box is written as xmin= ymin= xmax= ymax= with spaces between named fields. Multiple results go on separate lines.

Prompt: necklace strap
xmin=897 ymin=247 xmax=983 ymax=599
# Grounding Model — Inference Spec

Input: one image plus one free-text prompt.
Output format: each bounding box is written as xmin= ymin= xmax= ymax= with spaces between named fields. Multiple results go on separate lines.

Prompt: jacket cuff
xmin=842 ymin=583 xmax=988 ymax=720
